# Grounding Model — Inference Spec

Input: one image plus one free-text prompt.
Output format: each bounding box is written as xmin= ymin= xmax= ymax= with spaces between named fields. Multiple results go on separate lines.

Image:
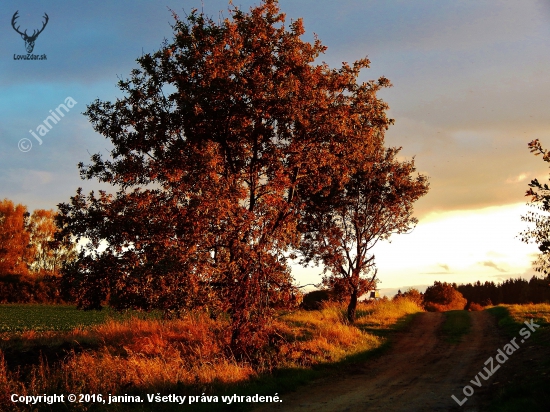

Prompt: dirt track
xmin=255 ymin=311 xmax=505 ymax=412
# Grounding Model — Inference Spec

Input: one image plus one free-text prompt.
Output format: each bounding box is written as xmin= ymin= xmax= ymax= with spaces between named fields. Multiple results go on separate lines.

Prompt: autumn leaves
xmin=55 ymin=0 xmax=426 ymax=356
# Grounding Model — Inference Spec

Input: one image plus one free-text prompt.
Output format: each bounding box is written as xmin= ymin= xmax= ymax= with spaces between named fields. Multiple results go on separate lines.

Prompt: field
xmin=0 ymin=305 xmax=162 ymax=333
xmin=255 ymin=304 xmax=550 ymax=411
xmin=0 ymin=299 xmax=422 ymax=412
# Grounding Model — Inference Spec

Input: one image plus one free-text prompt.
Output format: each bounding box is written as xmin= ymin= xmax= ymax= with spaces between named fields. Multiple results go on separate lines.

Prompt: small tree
xmin=299 ymin=145 xmax=428 ymax=323
xmin=395 ymin=287 xmax=423 ymax=307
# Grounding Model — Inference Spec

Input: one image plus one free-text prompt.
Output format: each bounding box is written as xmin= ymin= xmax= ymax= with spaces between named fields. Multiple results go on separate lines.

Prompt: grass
xmin=486 ymin=303 xmax=550 ymax=345
xmin=485 ymin=304 xmax=550 ymax=412
xmin=506 ymin=303 xmax=550 ymax=328
xmin=0 ymin=304 xmax=161 ymax=333
xmin=0 ymin=298 xmax=423 ymax=412
xmin=440 ymin=310 xmax=471 ymax=343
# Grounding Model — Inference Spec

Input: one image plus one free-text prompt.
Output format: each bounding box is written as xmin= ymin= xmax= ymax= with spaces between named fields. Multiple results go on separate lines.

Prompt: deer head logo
xmin=11 ymin=11 xmax=49 ymax=54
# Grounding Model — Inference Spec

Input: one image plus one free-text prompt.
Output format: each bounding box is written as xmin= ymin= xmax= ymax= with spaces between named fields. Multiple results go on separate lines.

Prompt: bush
xmin=469 ymin=302 xmax=484 ymax=311
xmin=423 ymin=281 xmax=467 ymax=312
xmin=301 ymin=289 xmax=332 ymax=310
xmin=397 ymin=288 xmax=424 ymax=307
xmin=0 ymin=274 xmax=67 ymax=304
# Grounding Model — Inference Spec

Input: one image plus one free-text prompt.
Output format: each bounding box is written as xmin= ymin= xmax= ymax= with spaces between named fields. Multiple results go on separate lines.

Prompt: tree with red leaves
xmin=56 ymin=0 xmax=394 ymax=356
xmin=0 ymin=199 xmax=32 ymax=275
xmin=299 ymin=145 xmax=428 ymax=323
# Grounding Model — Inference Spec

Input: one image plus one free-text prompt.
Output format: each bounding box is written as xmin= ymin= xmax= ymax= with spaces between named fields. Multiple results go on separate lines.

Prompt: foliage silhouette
xmin=521 ymin=139 xmax=550 ymax=277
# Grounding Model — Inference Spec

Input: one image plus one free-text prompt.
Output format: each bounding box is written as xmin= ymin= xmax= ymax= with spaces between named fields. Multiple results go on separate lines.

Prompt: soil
xmin=255 ymin=311 xmax=507 ymax=412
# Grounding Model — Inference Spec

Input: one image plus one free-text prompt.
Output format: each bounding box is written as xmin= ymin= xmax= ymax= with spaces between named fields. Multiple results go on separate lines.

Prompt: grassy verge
xmin=187 ymin=298 xmax=424 ymax=412
xmin=485 ymin=304 xmax=550 ymax=412
xmin=440 ymin=310 xmax=471 ymax=343
xmin=0 ymin=299 xmax=423 ymax=412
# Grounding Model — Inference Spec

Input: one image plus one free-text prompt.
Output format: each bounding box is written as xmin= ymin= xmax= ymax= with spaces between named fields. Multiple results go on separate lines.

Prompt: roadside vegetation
xmin=0 ymin=297 xmax=422 ymax=411
xmin=486 ymin=304 xmax=550 ymax=412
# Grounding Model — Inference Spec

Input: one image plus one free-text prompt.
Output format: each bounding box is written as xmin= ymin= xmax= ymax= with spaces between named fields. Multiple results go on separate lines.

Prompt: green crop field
xmin=0 ymin=304 xmax=160 ymax=333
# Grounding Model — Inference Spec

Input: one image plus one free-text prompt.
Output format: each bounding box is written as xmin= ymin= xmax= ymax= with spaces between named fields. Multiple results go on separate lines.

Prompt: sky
xmin=1 ymin=0 xmax=549 ymax=296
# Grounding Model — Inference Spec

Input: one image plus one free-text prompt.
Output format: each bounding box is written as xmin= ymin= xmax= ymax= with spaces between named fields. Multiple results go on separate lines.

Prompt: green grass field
xmin=440 ymin=310 xmax=471 ymax=343
xmin=0 ymin=304 xmax=160 ymax=333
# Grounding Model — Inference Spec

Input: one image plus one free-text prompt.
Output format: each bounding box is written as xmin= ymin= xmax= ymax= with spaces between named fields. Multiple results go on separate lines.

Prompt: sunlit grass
xmin=279 ymin=304 xmax=382 ymax=366
xmin=0 ymin=298 xmax=423 ymax=411
xmin=504 ymin=303 xmax=550 ymax=325
xmin=355 ymin=298 xmax=424 ymax=330
xmin=486 ymin=304 xmax=550 ymax=411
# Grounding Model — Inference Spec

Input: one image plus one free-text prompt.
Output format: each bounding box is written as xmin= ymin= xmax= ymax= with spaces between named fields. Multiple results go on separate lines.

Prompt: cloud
xmin=420 ymin=264 xmax=450 ymax=275
xmin=506 ymin=173 xmax=529 ymax=184
xmin=479 ymin=260 xmax=507 ymax=272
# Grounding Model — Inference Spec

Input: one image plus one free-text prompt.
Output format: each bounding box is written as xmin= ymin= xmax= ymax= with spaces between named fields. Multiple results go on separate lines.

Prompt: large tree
xmin=520 ymin=139 xmax=550 ymax=275
xmin=0 ymin=199 xmax=32 ymax=275
xmin=299 ymin=145 xmax=428 ymax=323
xmin=56 ymin=0 xmax=392 ymax=355
xmin=29 ymin=209 xmax=77 ymax=276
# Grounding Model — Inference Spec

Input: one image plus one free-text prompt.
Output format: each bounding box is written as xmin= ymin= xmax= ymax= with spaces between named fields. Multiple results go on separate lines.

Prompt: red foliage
xmin=0 ymin=199 xmax=31 ymax=275
xmin=423 ymin=281 xmax=467 ymax=312
xmin=55 ymin=0 xmax=421 ymax=356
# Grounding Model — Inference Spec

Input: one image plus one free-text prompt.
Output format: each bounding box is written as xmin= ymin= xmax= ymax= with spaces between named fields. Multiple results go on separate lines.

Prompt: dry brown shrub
xmin=423 ymin=282 xmax=467 ymax=312
xmin=469 ymin=302 xmax=484 ymax=311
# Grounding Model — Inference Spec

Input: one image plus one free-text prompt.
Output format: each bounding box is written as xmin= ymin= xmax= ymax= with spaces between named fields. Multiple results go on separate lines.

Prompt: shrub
xmin=468 ymin=302 xmax=484 ymax=311
xmin=301 ymin=289 xmax=332 ymax=310
xmin=398 ymin=288 xmax=424 ymax=307
xmin=423 ymin=281 xmax=467 ymax=312
xmin=0 ymin=274 xmax=67 ymax=304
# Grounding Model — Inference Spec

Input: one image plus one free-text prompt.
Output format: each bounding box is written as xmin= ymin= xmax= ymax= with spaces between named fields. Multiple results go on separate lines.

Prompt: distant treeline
xmin=0 ymin=274 xmax=68 ymax=304
xmin=457 ymin=276 xmax=550 ymax=305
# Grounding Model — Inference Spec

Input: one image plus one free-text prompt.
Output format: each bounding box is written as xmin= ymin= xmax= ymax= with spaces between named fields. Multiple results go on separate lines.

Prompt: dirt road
xmin=255 ymin=311 xmax=505 ymax=412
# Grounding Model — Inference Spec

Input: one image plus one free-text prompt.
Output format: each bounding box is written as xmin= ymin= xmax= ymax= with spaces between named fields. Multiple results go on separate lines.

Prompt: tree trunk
xmin=347 ymin=288 xmax=358 ymax=323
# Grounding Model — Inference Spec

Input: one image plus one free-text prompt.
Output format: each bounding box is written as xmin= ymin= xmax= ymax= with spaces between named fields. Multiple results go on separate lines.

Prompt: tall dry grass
xmin=504 ymin=303 xmax=550 ymax=325
xmin=0 ymin=298 xmax=423 ymax=411
xmin=355 ymin=298 xmax=423 ymax=329
xmin=278 ymin=304 xmax=380 ymax=366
